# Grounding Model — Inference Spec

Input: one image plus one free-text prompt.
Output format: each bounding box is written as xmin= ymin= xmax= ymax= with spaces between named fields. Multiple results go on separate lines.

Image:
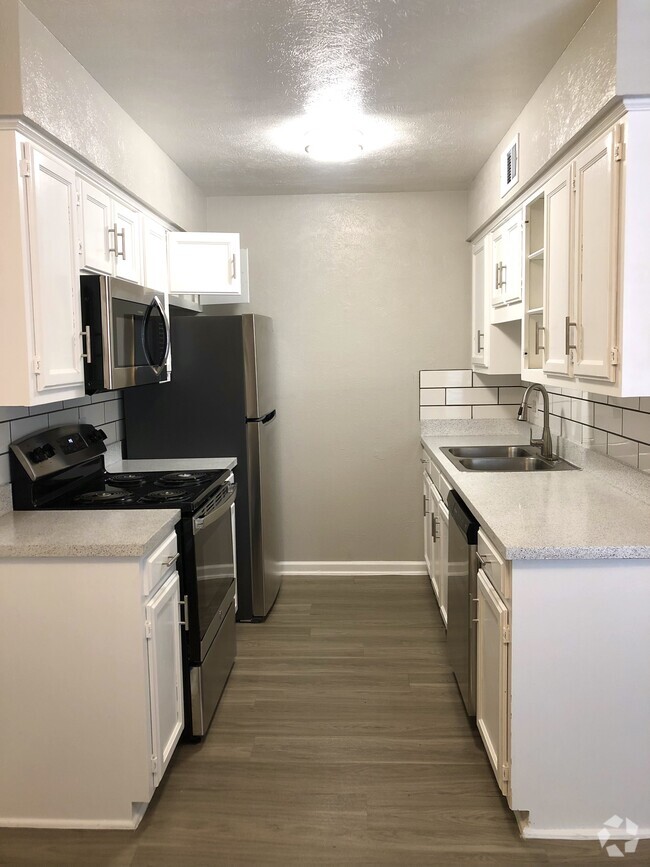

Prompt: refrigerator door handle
xmin=246 ymin=409 xmax=276 ymax=425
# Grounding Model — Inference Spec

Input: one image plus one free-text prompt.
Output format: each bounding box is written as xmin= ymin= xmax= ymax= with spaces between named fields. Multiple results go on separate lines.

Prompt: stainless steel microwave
xmin=80 ymin=275 xmax=171 ymax=393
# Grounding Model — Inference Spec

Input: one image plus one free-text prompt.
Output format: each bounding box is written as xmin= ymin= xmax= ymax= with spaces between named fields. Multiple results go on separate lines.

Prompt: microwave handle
xmin=141 ymin=296 xmax=171 ymax=374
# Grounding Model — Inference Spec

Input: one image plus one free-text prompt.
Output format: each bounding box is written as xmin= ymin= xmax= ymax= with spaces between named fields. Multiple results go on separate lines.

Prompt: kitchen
xmin=1 ymin=0 xmax=650 ymax=863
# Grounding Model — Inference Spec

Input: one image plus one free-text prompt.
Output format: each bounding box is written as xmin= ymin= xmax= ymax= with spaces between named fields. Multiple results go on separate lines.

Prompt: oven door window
xmin=194 ymin=507 xmax=236 ymax=651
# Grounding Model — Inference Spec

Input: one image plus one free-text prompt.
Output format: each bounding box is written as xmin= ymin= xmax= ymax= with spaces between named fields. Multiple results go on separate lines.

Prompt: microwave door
xmin=141 ymin=296 xmax=171 ymax=377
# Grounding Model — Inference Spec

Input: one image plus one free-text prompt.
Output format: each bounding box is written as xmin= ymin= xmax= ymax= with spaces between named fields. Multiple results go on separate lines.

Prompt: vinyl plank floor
xmin=2 ymin=575 xmax=648 ymax=865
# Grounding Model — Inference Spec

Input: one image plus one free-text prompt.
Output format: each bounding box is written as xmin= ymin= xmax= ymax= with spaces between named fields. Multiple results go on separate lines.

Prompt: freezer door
xmin=243 ymin=315 xmax=276 ymax=419
xmin=246 ymin=409 xmax=282 ymax=617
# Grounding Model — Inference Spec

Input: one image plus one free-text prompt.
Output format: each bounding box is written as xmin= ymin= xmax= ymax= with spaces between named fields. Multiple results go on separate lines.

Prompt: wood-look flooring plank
xmin=2 ymin=575 xmax=648 ymax=865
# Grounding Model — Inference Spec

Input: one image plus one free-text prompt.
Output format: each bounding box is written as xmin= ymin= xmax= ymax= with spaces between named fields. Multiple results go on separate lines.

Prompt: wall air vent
xmin=500 ymin=134 xmax=519 ymax=198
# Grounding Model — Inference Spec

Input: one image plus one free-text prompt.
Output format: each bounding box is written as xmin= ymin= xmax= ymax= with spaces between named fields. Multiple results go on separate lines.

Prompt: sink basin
xmin=441 ymin=445 xmax=579 ymax=472
xmin=447 ymin=446 xmax=531 ymax=459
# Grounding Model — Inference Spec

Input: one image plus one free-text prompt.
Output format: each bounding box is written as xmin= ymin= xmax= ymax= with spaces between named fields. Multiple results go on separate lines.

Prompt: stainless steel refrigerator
xmin=123 ymin=314 xmax=282 ymax=621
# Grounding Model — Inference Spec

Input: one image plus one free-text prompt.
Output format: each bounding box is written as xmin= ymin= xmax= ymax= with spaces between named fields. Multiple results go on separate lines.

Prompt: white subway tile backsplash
xmin=419 ymin=388 xmax=445 ymax=406
xmin=104 ymin=400 xmax=123 ymax=424
xmin=498 ymin=386 xmax=525 ymax=405
xmin=570 ymin=398 xmax=594 ymax=426
xmin=79 ymin=403 xmax=105 ymax=426
xmin=0 ymin=407 xmax=29 ymax=423
xmin=447 ymin=387 xmax=497 ymax=406
xmin=63 ymin=396 xmax=92 ymax=408
xmin=91 ymin=391 xmax=120 ymax=403
xmin=607 ymin=434 xmax=639 ymax=468
xmin=0 ymin=423 xmax=10 ymax=454
xmin=420 ymin=370 xmax=472 ymax=389
xmin=639 ymin=444 xmax=650 ymax=472
xmin=102 ymin=422 xmax=118 ymax=445
xmin=29 ymin=402 xmax=62 ymax=416
xmin=550 ymin=394 xmax=571 ymax=419
xmin=420 ymin=406 xmax=472 ymax=420
xmin=640 ymin=398 xmax=650 ymax=413
xmin=472 ymin=373 xmax=522 ymax=387
xmin=622 ymin=409 xmax=650 ymax=446
xmin=10 ymin=415 xmax=50 ymax=441
xmin=608 ymin=396 xmax=640 ymax=410
xmin=48 ymin=408 xmax=82 ymax=428
xmin=472 ymin=405 xmax=519 ymax=420
xmin=594 ymin=403 xmax=623 ymax=435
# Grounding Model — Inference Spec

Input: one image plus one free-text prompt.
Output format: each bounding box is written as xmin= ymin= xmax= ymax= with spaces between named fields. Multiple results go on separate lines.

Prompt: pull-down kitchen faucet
xmin=518 ymin=383 xmax=555 ymax=460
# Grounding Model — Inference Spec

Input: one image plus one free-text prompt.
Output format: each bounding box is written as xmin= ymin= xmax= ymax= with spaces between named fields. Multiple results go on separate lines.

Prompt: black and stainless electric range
xmin=9 ymin=422 xmax=237 ymax=740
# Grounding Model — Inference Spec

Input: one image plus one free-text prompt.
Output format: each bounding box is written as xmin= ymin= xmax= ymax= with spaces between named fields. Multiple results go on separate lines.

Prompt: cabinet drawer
xmin=143 ymin=530 xmax=179 ymax=596
xmin=477 ymin=529 xmax=511 ymax=600
xmin=438 ymin=473 xmax=452 ymax=507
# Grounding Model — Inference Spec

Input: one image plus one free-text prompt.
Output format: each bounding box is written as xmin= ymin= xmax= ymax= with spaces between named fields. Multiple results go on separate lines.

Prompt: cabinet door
xmin=423 ymin=476 xmax=432 ymax=578
xmin=25 ymin=144 xmax=84 ymax=392
xmin=429 ymin=482 xmax=442 ymax=603
xmin=143 ymin=217 xmax=169 ymax=294
xmin=476 ymin=568 xmax=509 ymax=795
xmin=168 ymin=232 xmax=241 ymax=300
xmin=543 ymin=164 xmax=573 ymax=376
xmin=503 ymin=210 xmax=523 ymax=304
xmin=491 ymin=225 xmax=506 ymax=306
xmin=471 ymin=239 xmax=488 ymax=367
xmin=572 ymin=128 xmax=619 ymax=381
xmin=145 ymin=570 xmax=184 ymax=787
xmin=438 ymin=501 xmax=449 ymax=628
xmin=113 ymin=198 xmax=143 ymax=284
xmin=78 ymin=178 xmax=113 ymax=274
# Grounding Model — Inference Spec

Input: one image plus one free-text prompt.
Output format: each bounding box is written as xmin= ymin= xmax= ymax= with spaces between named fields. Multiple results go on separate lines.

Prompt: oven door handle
xmin=192 ymin=484 xmax=237 ymax=534
xmin=141 ymin=295 xmax=171 ymax=375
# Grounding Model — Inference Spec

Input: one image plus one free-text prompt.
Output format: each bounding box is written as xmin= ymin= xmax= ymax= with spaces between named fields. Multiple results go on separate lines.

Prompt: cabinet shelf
xmin=528 ymin=248 xmax=545 ymax=261
xmin=527 ymin=306 xmax=543 ymax=315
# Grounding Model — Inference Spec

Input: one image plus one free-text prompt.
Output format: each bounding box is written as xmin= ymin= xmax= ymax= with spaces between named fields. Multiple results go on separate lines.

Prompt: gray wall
xmin=206 ymin=192 xmax=469 ymax=566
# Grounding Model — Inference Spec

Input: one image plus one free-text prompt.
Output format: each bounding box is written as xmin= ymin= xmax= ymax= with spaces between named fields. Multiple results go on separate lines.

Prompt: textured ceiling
xmin=23 ymin=0 xmax=599 ymax=195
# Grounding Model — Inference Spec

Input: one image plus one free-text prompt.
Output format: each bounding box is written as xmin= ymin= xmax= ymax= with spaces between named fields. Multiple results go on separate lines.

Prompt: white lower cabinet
xmin=422 ymin=465 xmax=449 ymax=626
xmin=476 ymin=567 xmax=510 ymax=796
xmin=0 ymin=532 xmax=184 ymax=829
xmin=438 ymin=499 xmax=449 ymax=627
xmin=423 ymin=476 xmax=433 ymax=579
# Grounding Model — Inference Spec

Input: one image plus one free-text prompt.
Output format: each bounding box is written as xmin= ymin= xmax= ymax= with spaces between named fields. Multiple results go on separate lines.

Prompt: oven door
xmin=107 ymin=278 xmax=170 ymax=389
xmin=191 ymin=480 xmax=237 ymax=661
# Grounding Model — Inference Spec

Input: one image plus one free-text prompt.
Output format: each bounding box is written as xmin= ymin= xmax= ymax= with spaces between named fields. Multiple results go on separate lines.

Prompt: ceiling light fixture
xmin=304 ymin=128 xmax=364 ymax=163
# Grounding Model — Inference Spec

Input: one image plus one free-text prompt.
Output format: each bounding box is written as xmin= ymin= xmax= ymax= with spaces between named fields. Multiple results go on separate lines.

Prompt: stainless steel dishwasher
xmin=447 ymin=490 xmax=480 ymax=717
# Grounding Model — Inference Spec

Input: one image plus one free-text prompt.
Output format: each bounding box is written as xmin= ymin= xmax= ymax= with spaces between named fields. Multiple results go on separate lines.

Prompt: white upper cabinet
xmin=78 ymin=178 xmax=143 ymax=284
xmin=503 ymin=210 xmax=523 ymax=305
xmin=471 ymin=239 xmax=488 ymax=367
xmin=572 ymin=129 xmax=619 ymax=382
xmin=24 ymin=144 xmax=85 ymax=394
xmin=168 ymin=232 xmax=242 ymax=300
xmin=143 ymin=217 xmax=169 ymax=294
xmin=490 ymin=222 xmax=506 ymax=307
xmin=542 ymin=163 xmax=573 ymax=376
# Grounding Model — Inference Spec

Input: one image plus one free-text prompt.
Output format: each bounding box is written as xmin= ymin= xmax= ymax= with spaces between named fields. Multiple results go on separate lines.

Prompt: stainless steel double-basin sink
xmin=441 ymin=445 xmax=579 ymax=473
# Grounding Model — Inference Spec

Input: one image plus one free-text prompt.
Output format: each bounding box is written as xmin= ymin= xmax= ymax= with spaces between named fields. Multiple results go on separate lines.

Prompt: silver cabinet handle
xmin=80 ymin=325 xmax=92 ymax=363
xmin=423 ymin=495 xmax=428 ymax=516
xmin=179 ymin=594 xmax=190 ymax=632
xmin=420 ymin=458 xmax=428 ymax=464
xmin=118 ymin=228 xmax=126 ymax=259
xmin=477 ymin=330 xmax=484 ymax=352
xmin=231 ymin=253 xmax=237 ymax=280
xmin=565 ymin=316 xmax=577 ymax=354
xmin=476 ymin=552 xmax=492 ymax=570
xmin=164 ymin=553 xmax=179 ymax=567
xmin=499 ymin=263 xmax=507 ymax=289
xmin=534 ymin=322 xmax=545 ymax=355
xmin=108 ymin=223 xmax=119 ymax=255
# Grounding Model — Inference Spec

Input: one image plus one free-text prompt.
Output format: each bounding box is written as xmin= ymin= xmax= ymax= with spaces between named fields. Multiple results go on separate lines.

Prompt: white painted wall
xmin=468 ymin=0 xmax=617 ymax=236
xmin=617 ymin=0 xmax=650 ymax=95
xmin=0 ymin=0 xmax=205 ymax=230
xmin=206 ymin=192 xmax=469 ymax=566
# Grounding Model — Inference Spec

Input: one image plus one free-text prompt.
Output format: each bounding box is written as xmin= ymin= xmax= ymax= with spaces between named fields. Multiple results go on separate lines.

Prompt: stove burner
xmin=157 ymin=471 xmax=209 ymax=487
xmin=75 ymin=488 xmax=134 ymax=504
xmin=139 ymin=489 xmax=193 ymax=503
xmin=106 ymin=473 xmax=146 ymax=487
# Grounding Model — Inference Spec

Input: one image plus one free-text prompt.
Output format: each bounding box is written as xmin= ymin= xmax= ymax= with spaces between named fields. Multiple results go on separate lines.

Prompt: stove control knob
xmin=29 ymin=447 xmax=46 ymax=464
xmin=96 ymin=428 xmax=107 ymax=441
xmin=42 ymin=443 xmax=55 ymax=459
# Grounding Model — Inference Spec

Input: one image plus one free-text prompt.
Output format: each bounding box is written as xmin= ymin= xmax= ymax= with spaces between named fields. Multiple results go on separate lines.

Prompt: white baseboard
xmin=279 ymin=561 xmax=428 ymax=577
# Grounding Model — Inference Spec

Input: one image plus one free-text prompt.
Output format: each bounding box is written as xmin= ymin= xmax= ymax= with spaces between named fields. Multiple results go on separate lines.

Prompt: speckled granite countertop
xmin=107 ymin=457 xmax=237 ymax=473
xmin=0 ymin=510 xmax=180 ymax=559
xmin=421 ymin=425 xmax=650 ymax=560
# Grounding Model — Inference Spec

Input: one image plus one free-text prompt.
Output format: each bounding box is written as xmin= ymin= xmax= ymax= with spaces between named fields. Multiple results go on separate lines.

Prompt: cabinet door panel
xmin=438 ymin=501 xmax=449 ymax=628
xmin=113 ymin=199 xmax=143 ymax=284
xmin=543 ymin=164 xmax=573 ymax=375
xmin=471 ymin=240 xmax=487 ymax=366
xmin=573 ymin=129 xmax=619 ymax=381
xmin=143 ymin=217 xmax=169 ymax=294
xmin=504 ymin=211 xmax=523 ymax=304
xmin=476 ymin=568 xmax=509 ymax=795
xmin=145 ymin=570 xmax=184 ymax=787
xmin=423 ymin=477 xmax=432 ymax=578
xmin=168 ymin=232 xmax=241 ymax=299
xmin=491 ymin=227 xmax=505 ymax=307
xmin=429 ymin=482 xmax=442 ymax=604
xmin=25 ymin=145 xmax=84 ymax=391
xmin=79 ymin=179 xmax=112 ymax=274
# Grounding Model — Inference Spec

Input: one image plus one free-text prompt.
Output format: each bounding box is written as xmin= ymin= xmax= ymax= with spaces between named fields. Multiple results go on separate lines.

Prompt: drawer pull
xmin=164 ymin=553 xmax=179 ymax=568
